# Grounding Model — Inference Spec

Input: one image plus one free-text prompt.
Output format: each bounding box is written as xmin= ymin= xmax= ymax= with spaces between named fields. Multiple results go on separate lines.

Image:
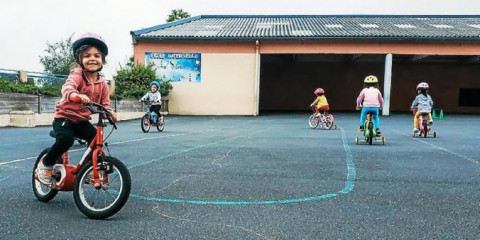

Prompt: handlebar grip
xmin=107 ymin=114 xmax=117 ymax=129
xmin=72 ymin=96 xmax=82 ymax=103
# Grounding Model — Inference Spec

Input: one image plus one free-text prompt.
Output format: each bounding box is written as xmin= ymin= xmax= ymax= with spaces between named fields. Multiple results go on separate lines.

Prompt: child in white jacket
xmin=411 ymin=82 xmax=434 ymax=132
xmin=139 ymin=81 xmax=162 ymax=122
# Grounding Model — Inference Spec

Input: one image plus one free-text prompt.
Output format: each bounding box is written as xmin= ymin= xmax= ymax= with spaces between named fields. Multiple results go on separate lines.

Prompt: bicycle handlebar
xmin=73 ymin=96 xmax=117 ymax=129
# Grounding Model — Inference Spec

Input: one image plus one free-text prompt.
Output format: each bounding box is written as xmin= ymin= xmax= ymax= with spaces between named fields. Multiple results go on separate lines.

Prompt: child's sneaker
xmin=35 ymin=157 xmax=53 ymax=185
xmin=428 ymin=120 xmax=433 ymax=125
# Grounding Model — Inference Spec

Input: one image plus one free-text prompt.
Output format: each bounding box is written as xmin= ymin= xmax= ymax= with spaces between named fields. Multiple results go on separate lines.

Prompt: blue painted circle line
xmin=129 ymin=128 xmax=356 ymax=205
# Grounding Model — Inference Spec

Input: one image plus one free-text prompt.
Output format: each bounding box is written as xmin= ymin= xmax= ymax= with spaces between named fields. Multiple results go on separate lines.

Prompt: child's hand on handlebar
xmin=110 ymin=112 xmax=118 ymax=123
xmin=72 ymin=94 xmax=90 ymax=104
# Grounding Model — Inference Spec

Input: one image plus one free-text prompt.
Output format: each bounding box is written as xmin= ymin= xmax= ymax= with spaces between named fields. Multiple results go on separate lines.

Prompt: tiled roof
xmin=131 ymin=15 xmax=480 ymax=42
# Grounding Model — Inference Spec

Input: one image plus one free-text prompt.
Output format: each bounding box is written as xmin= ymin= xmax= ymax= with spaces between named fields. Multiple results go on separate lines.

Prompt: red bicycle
xmin=308 ymin=106 xmax=336 ymax=130
xmin=32 ymin=99 xmax=131 ymax=219
xmin=411 ymin=108 xmax=437 ymax=138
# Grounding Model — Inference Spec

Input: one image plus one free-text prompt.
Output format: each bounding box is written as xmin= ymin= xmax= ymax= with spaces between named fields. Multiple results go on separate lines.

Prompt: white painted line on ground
xmin=0 ymin=127 xmax=229 ymax=167
xmin=394 ymin=130 xmax=479 ymax=167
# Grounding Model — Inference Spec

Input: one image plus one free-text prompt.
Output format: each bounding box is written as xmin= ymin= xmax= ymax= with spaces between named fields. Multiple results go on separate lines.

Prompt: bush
xmin=160 ymin=80 xmax=173 ymax=97
xmin=113 ymin=63 xmax=173 ymax=99
xmin=0 ymin=78 xmax=61 ymax=96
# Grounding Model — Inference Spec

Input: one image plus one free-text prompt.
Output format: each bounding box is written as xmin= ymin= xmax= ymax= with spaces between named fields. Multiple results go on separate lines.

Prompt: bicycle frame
xmin=363 ymin=111 xmax=377 ymax=137
xmin=418 ymin=113 xmax=430 ymax=133
xmin=50 ymin=104 xmax=111 ymax=191
xmin=143 ymin=102 xmax=159 ymax=126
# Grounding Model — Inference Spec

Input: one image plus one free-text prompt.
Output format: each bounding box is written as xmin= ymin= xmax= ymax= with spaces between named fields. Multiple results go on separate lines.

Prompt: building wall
xmin=133 ymin=41 xmax=258 ymax=115
xmin=133 ymin=40 xmax=480 ymax=114
xmin=258 ymin=41 xmax=480 ymax=55
xmin=168 ymin=53 xmax=257 ymax=115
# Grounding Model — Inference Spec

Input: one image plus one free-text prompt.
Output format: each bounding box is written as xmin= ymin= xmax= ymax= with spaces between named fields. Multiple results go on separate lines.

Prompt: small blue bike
xmin=141 ymin=101 xmax=164 ymax=133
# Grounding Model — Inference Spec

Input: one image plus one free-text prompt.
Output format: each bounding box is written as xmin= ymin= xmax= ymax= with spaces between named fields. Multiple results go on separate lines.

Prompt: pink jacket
xmin=54 ymin=68 xmax=112 ymax=123
xmin=356 ymin=87 xmax=384 ymax=107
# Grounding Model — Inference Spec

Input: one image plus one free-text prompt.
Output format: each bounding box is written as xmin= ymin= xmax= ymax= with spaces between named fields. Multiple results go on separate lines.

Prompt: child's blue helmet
xmin=151 ymin=81 xmax=160 ymax=88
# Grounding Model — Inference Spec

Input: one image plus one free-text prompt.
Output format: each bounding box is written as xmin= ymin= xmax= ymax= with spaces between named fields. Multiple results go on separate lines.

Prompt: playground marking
xmin=129 ymin=128 xmax=356 ymax=205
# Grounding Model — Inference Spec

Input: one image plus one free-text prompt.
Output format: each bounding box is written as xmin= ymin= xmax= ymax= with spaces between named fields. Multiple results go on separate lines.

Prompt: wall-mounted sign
xmin=145 ymin=52 xmax=201 ymax=83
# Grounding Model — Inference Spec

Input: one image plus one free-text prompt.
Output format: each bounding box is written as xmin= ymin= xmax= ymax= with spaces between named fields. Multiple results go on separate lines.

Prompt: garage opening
xmin=259 ymin=54 xmax=480 ymax=114
xmin=259 ymin=54 xmax=385 ymax=113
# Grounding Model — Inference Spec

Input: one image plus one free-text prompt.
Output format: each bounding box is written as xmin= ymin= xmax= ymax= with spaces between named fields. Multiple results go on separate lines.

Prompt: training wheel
xmin=433 ymin=131 xmax=437 ymax=138
xmin=381 ymin=137 xmax=386 ymax=145
xmin=354 ymin=137 xmax=359 ymax=145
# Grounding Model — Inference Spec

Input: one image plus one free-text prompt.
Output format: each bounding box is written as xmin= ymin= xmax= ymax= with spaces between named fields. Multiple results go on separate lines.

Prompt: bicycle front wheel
xmin=141 ymin=114 xmax=150 ymax=133
xmin=308 ymin=115 xmax=319 ymax=128
xmin=157 ymin=118 xmax=164 ymax=132
xmin=73 ymin=156 xmax=131 ymax=219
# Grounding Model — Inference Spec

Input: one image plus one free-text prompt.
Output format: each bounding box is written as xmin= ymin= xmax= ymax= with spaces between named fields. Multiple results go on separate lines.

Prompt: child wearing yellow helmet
xmin=356 ymin=75 xmax=384 ymax=135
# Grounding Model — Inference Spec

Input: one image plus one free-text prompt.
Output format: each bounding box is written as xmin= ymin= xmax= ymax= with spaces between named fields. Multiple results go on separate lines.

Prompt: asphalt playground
xmin=0 ymin=112 xmax=478 ymax=239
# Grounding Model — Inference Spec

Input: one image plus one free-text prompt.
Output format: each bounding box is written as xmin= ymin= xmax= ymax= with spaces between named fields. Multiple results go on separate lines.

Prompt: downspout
xmin=383 ymin=53 xmax=393 ymax=116
xmin=254 ymin=40 xmax=261 ymax=116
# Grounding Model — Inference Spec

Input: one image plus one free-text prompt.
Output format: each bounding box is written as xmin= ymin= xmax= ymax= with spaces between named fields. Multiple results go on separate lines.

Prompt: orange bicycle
xmin=32 ymin=99 xmax=131 ymax=219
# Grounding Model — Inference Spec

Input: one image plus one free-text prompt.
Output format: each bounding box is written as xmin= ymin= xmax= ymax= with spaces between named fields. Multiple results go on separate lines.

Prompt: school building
xmin=130 ymin=15 xmax=480 ymax=115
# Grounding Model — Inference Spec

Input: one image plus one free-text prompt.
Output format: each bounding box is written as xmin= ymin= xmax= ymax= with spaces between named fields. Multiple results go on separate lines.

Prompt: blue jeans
xmin=360 ymin=107 xmax=380 ymax=129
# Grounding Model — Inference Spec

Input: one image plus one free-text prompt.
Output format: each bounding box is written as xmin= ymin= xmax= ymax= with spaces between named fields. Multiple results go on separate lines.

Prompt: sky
xmin=1 ymin=0 xmax=480 ymax=79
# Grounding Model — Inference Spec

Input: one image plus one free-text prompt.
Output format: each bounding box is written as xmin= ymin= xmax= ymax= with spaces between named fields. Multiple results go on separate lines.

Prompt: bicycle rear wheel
xmin=308 ymin=115 xmax=319 ymax=128
xmin=73 ymin=156 xmax=131 ymax=219
xmin=141 ymin=114 xmax=151 ymax=133
xmin=32 ymin=148 xmax=58 ymax=202
xmin=423 ymin=120 xmax=428 ymax=138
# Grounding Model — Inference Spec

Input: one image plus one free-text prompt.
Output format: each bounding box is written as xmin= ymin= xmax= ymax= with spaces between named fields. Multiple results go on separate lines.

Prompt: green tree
xmin=166 ymin=9 xmax=191 ymax=22
xmin=39 ymin=34 xmax=76 ymax=75
xmin=114 ymin=61 xmax=172 ymax=99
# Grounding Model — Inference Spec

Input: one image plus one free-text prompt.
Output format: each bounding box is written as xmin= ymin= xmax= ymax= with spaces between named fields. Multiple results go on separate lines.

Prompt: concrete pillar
xmin=18 ymin=70 xmax=28 ymax=83
xmin=254 ymin=40 xmax=261 ymax=116
xmin=383 ymin=53 xmax=393 ymax=115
